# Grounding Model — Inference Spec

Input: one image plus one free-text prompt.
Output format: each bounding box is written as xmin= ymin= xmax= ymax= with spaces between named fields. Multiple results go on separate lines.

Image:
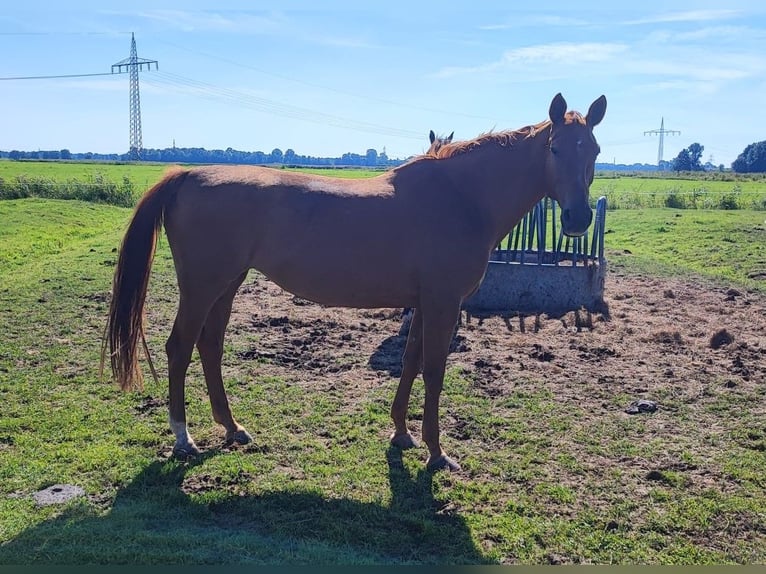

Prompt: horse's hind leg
xmin=166 ymin=297 xmax=209 ymax=459
xmin=390 ymin=308 xmax=423 ymax=450
xmin=166 ymin=277 xmax=235 ymax=459
xmin=196 ymin=271 xmax=251 ymax=446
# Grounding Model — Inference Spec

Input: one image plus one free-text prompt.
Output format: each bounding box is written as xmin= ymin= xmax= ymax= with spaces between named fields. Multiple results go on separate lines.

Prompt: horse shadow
xmin=369 ymin=316 xmax=474 ymax=379
xmin=368 ymin=334 xmax=406 ymax=377
xmin=0 ymin=448 xmax=493 ymax=565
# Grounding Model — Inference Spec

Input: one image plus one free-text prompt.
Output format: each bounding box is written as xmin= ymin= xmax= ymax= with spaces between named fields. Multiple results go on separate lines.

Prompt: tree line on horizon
xmin=2 ymin=139 xmax=765 ymax=173
xmin=0 ymin=145 xmax=401 ymax=168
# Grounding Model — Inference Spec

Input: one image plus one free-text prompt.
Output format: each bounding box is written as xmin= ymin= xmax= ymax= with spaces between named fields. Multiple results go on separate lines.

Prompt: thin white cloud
xmin=502 ymin=42 xmax=628 ymax=64
xmin=645 ymin=25 xmax=751 ymax=45
xmin=127 ymin=9 xmax=377 ymax=50
xmin=634 ymin=79 xmax=715 ymax=94
xmin=429 ymin=29 xmax=765 ymax=106
xmin=675 ymin=25 xmax=766 ymax=43
xmin=627 ymin=53 xmax=764 ymax=87
xmin=432 ymin=42 xmax=628 ymax=78
xmin=479 ymin=15 xmax=591 ymax=31
xmin=133 ymin=9 xmax=287 ymax=34
xmin=478 ymin=24 xmax=513 ymax=31
xmin=312 ymin=34 xmax=380 ymax=49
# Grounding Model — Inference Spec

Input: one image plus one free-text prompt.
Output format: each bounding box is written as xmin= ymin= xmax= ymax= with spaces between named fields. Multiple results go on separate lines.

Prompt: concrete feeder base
xmin=463 ymin=252 xmax=607 ymax=317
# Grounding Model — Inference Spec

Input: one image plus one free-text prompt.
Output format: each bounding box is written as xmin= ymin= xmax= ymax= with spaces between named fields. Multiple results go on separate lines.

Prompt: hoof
xmin=426 ymin=453 xmax=461 ymax=472
xmin=172 ymin=441 xmax=200 ymax=461
xmin=225 ymin=428 xmax=253 ymax=446
xmin=390 ymin=432 xmax=420 ymax=450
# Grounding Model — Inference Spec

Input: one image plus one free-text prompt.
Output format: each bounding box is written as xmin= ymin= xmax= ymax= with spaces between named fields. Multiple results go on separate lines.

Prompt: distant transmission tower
xmin=644 ymin=117 xmax=680 ymax=167
xmin=112 ymin=33 xmax=158 ymax=160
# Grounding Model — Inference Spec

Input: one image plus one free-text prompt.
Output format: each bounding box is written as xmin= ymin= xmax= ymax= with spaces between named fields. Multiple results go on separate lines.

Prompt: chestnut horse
xmin=105 ymin=93 xmax=606 ymax=471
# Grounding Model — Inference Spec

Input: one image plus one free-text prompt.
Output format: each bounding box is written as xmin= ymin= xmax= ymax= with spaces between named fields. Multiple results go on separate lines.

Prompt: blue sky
xmin=1 ymin=0 xmax=764 ymax=166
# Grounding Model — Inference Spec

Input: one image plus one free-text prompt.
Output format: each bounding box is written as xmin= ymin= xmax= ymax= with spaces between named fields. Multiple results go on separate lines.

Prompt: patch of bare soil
xmin=228 ymin=270 xmax=765 ymax=409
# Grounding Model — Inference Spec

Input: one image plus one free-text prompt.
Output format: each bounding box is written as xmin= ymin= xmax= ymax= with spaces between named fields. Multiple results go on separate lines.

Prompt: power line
xmin=156 ymin=39 xmax=504 ymax=124
xmin=0 ymin=31 xmax=127 ymax=36
xmin=0 ymin=72 xmax=115 ymax=81
xmin=144 ymin=70 xmax=424 ymax=140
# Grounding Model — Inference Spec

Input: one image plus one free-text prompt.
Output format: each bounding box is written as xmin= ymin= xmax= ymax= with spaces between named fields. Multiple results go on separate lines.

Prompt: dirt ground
xmin=225 ymin=264 xmax=766 ymax=427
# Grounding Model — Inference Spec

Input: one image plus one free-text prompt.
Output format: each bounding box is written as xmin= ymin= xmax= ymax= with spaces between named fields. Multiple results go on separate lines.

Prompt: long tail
xmin=102 ymin=168 xmax=189 ymax=391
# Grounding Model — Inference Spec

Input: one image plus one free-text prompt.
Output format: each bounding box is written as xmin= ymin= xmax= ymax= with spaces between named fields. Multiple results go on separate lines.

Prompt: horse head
xmin=545 ymin=93 xmax=606 ymax=237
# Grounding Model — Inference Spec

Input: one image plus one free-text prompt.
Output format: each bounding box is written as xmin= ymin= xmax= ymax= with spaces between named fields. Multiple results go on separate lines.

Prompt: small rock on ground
xmin=33 ymin=484 xmax=85 ymax=506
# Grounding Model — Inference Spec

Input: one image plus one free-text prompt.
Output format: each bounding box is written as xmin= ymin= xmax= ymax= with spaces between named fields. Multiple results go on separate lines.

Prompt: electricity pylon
xmin=644 ymin=118 xmax=680 ymax=167
xmin=112 ymin=33 xmax=158 ymax=160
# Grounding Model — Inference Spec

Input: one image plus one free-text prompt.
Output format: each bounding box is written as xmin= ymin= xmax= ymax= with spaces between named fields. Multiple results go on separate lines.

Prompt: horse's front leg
xmin=421 ymin=298 xmax=462 ymax=472
xmin=390 ymin=308 xmax=423 ymax=450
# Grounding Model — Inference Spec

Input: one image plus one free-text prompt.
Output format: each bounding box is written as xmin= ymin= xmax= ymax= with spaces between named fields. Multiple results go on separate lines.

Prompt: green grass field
xmin=591 ymin=176 xmax=766 ymax=210
xmin=0 ymin=160 xmax=168 ymax=189
xmin=2 ymin=160 xmax=766 ymax=210
xmin=605 ymin=209 xmax=766 ymax=291
xmin=1 ymin=163 xmax=766 ymax=564
xmin=0 ymin=160 xmax=381 ymax=189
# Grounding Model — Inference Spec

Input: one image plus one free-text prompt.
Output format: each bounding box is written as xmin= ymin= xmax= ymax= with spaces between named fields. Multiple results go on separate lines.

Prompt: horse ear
xmin=549 ymin=93 xmax=567 ymax=125
xmin=586 ymin=95 xmax=607 ymax=128
xmin=548 ymin=93 xmax=567 ymax=124
xmin=429 ymin=130 xmax=436 ymax=144
xmin=447 ymin=132 xmax=454 ymax=143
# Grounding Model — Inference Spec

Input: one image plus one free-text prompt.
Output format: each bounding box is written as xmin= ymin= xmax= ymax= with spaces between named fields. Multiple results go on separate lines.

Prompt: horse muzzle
xmin=561 ymin=204 xmax=593 ymax=237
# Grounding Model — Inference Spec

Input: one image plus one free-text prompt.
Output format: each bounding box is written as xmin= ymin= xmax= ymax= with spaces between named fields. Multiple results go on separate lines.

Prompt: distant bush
xmin=0 ymin=173 xmax=135 ymax=207
xmin=664 ymin=190 xmax=686 ymax=209
xmin=718 ymin=194 xmax=740 ymax=210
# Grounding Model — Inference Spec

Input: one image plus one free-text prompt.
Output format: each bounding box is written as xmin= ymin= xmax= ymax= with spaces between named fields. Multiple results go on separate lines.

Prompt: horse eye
xmin=550 ymin=146 xmax=559 ymax=156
